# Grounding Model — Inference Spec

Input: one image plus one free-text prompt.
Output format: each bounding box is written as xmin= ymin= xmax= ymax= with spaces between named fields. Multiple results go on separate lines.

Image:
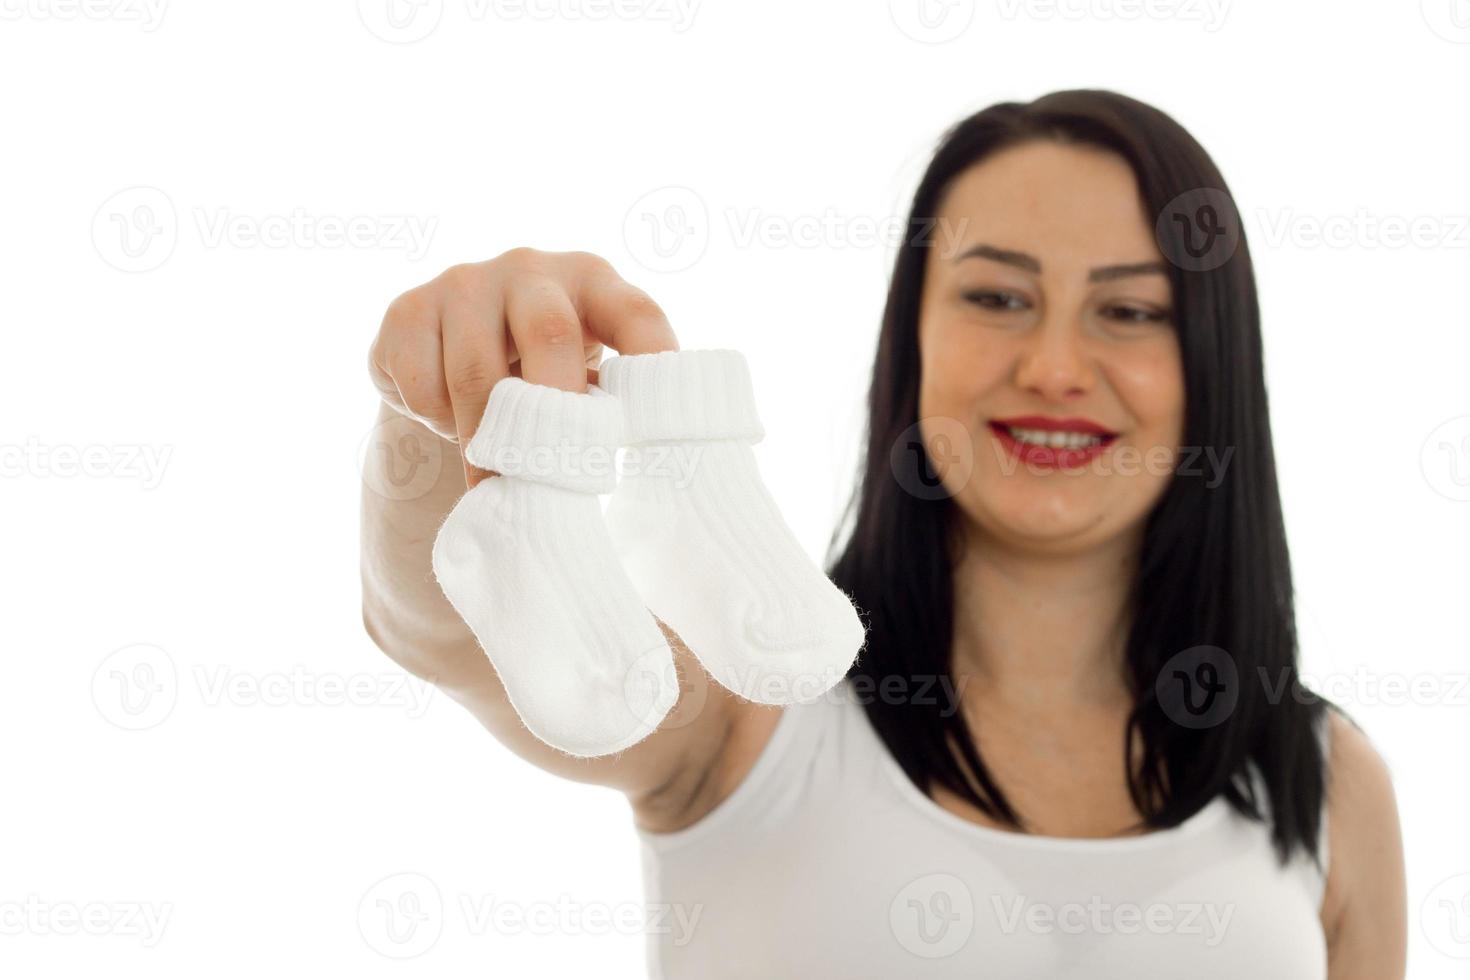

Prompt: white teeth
xmin=1005 ymin=426 xmax=1105 ymax=449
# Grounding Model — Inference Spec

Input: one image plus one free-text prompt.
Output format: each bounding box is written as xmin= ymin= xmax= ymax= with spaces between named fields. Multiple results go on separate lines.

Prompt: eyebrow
xmin=953 ymin=243 xmax=1168 ymax=282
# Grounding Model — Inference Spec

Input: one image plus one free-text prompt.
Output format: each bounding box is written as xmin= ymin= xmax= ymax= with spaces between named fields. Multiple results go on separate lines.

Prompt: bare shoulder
xmin=1319 ymin=709 xmax=1407 ymax=979
xmin=1323 ymin=710 xmax=1401 ymax=866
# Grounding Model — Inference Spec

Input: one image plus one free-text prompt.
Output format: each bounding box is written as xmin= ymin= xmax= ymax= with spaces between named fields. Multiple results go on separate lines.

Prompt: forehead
xmin=934 ymin=140 xmax=1161 ymax=266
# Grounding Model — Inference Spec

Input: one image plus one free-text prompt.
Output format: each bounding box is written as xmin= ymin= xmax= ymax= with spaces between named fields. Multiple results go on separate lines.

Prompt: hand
xmin=369 ymin=248 xmax=678 ymax=486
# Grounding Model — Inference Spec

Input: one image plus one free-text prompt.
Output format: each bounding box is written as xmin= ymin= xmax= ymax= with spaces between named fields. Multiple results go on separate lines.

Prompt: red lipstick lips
xmin=987 ymin=415 xmax=1119 ymax=469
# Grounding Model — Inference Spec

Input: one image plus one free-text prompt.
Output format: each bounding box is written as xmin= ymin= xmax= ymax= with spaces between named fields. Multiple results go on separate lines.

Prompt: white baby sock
xmin=598 ymin=349 xmax=866 ymax=705
xmin=431 ymin=378 xmax=680 ymax=758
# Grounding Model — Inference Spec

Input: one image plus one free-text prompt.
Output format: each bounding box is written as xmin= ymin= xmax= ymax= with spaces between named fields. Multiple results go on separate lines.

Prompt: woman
xmin=361 ymin=90 xmax=1405 ymax=977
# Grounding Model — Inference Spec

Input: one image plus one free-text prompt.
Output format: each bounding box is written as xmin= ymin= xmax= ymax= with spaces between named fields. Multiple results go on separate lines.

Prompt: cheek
xmin=1111 ymin=342 xmax=1186 ymax=443
xmin=917 ymin=315 xmax=1008 ymax=417
xmin=1104 ymin=345 xmax=1186 ymax=501
xmin=915 ymin=318 xmax=1004 ymax=500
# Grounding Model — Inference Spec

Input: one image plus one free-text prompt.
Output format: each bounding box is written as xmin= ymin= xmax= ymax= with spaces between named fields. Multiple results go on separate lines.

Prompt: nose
xmin=1012 ymin=313 xmax=1094 ymax=401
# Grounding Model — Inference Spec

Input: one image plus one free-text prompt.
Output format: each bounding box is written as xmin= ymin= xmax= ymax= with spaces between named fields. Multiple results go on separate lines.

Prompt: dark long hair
xmin=827 ymin=90 xmax=1332 ymax=864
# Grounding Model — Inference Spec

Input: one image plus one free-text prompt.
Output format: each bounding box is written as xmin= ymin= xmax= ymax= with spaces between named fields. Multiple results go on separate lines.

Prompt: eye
xmin=1102 ymin=303 xmax=1171 ymax=325
xmin=962 ymin=289 xmax=1028 ymax=312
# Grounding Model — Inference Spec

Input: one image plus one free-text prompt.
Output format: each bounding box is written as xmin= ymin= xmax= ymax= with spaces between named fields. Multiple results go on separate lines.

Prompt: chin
xmin=964 ymin=478 xmax=1127 ymax=540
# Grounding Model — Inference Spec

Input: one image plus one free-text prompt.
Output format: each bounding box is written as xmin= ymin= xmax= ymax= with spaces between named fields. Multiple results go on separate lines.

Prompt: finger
xmin=379 ymin=296 xmax=456 ymax=441
xmin=441 ymin=279 xmax=512 ymax=488
xmin=504 ymin=276 xmax=590 ymax=392
xmin=576 ymin=276 xmax=678 ymax=356
xmin=502 ymin=339 xmax=599 ymax=373
xmin=585 ymin=341 xmax=605 ymax=370
xmin=367 ymin=337 xmax=403 ymax=412
xmin=389 ymin=344 xmax=455 ymax=442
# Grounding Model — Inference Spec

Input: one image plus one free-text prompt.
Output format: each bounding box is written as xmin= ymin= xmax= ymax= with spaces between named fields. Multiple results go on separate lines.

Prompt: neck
xmin=950 ymin=521 xmax=1141 ymax=712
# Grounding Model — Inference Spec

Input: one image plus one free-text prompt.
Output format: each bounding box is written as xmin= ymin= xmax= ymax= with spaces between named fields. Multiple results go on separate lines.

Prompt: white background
xmin=3 ymin=0 xmax=1469 ymax=976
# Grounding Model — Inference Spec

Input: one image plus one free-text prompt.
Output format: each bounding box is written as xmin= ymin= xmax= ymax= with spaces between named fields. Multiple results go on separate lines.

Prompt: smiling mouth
xmin=993 ymin=423 xmax=1105 ymax=449
xmin=985 ymin=420 xmax=1120 ymax=466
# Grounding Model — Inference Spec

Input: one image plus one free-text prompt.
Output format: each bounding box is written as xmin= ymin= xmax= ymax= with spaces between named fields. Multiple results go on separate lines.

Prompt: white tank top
xmin=636 ymin=680 xmax=1330 ymax=978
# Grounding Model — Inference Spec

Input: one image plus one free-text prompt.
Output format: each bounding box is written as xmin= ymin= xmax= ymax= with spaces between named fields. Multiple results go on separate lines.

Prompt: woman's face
xmin=916 ymin=140 xmax=1185 ymax=555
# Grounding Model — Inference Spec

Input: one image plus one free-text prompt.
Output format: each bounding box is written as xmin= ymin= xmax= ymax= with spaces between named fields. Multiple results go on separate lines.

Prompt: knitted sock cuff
xmin=465 ymin=378 xmax=622 ymax=494
xmin=597 ymin=349 xmax=765 ymax=445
